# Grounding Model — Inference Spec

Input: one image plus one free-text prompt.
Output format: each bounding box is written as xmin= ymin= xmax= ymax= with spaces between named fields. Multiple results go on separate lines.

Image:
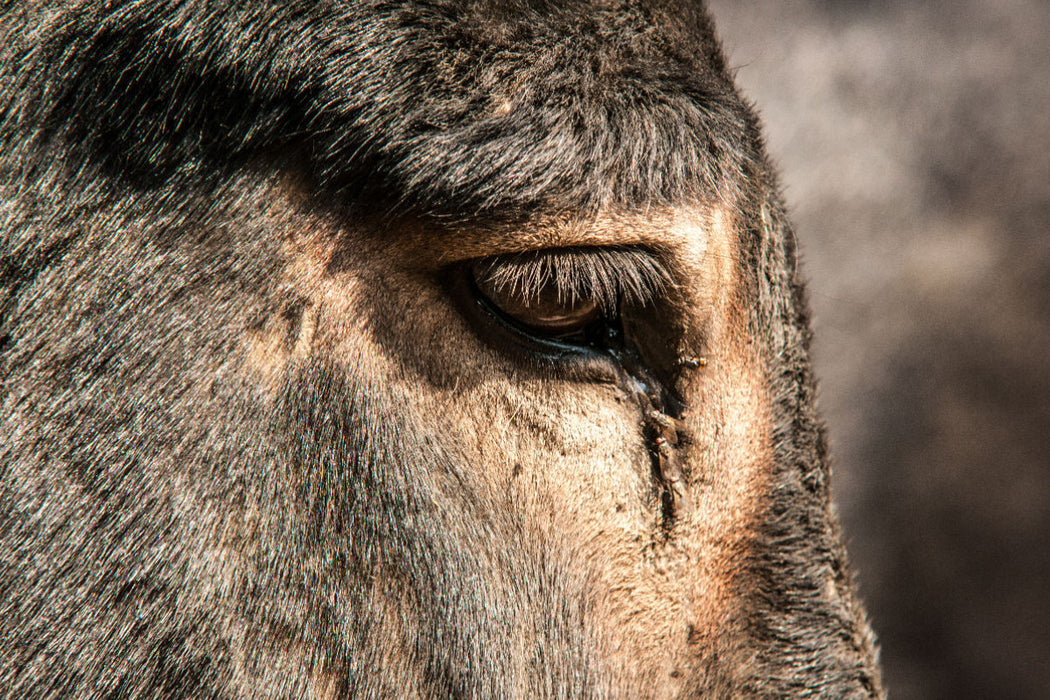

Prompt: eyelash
xmin=469 ymin=246 xmax=672 ymax=313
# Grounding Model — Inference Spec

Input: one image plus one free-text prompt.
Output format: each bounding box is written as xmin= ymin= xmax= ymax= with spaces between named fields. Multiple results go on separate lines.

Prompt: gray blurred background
xmin=705 ymin=1 xmax=1050 ymax=698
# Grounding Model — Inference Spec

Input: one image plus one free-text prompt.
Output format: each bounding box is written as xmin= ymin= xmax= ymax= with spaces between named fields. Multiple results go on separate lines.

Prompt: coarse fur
xmin=0 ymin=1 xmax=883 ymax=698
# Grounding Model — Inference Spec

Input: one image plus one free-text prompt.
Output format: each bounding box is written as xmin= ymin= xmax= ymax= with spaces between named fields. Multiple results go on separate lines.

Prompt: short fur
xmin=0 ymin=1 xmax=882 ymax=697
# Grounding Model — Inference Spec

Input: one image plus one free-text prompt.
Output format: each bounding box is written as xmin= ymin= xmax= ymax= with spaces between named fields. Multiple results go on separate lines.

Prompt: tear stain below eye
xmin=612 ymin=350 xmax=704 ymax=530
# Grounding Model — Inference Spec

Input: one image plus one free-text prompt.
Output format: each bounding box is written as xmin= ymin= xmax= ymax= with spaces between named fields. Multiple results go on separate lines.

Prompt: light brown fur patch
xmin=239 ymin=178 xmax=778 ymax=696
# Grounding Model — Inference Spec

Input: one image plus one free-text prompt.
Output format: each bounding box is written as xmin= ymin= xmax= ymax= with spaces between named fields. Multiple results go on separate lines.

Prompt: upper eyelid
xmin=469 ymin=246 xmax=673 ymax=310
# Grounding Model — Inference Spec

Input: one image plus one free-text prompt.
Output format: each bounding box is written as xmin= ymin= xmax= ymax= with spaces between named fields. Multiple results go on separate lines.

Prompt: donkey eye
xmin=459 ymin=246 xmax=669 ymax=357
xmin=469 ymin=264 xmax=605 ymax=339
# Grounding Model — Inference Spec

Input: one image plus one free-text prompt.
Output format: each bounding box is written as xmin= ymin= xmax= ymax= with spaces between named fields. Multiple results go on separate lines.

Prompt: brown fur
xmin=1 ymin=2 xmax=881 ymax=697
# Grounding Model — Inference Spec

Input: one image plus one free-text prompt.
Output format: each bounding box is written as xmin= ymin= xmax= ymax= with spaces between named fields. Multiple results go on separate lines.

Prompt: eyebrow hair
xmin=470 ymin=246 xmax=673 ymax=311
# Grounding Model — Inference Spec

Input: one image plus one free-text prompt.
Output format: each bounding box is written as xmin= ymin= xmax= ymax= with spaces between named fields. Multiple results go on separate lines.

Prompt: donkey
xmin=0 ymin=1 xmax=882 ymax=697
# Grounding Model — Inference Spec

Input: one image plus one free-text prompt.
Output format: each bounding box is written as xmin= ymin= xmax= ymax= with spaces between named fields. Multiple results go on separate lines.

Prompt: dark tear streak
xmin=617 ymin=356 xmax=701 ymax=529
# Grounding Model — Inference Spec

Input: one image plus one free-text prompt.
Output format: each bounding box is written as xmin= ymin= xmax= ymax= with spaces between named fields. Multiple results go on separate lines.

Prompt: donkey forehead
xmin=309 ymin=3 xmax=753 ymax=219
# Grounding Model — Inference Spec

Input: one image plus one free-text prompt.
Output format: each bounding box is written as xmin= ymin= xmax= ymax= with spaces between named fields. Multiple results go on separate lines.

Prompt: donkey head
xmin=0 ymin=2 xmax=881 ymax=696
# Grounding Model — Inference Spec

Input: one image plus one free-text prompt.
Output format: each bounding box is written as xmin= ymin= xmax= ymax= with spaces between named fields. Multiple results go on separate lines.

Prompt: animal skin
xmin=0 ymin=1 xmax=883 ymax=697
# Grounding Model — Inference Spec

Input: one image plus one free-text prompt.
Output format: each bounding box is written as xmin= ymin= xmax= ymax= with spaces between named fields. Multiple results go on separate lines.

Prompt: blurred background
xmin=706 ymin=1 xmax=1050 ymax=698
